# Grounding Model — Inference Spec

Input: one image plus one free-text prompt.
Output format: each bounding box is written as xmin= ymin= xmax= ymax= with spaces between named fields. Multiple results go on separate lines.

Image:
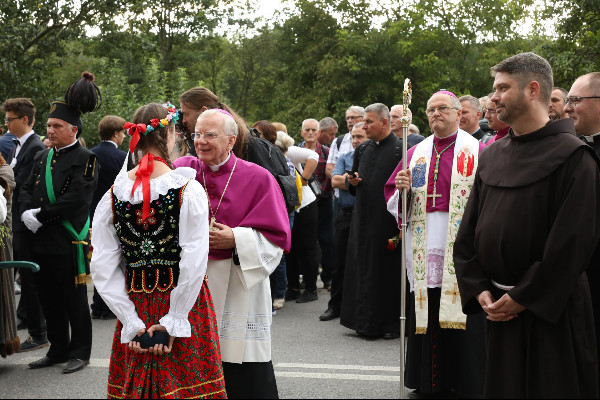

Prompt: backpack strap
xmin=335 ymin=135 xmax=345 ymax=151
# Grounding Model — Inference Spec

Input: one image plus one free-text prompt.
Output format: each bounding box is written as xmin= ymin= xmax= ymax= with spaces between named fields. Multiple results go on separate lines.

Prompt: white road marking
xmin=12 ymin=358 xmax=400 ymax=382
xmin=275 ymin=362 xmax=400 ymax=372
xmin=275 ymin=371 xmax=399 ymax=382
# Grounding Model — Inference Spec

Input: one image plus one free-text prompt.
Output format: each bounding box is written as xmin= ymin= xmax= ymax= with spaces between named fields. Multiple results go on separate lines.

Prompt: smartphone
xmin=345 ymin=170 xmax=356 ymax=178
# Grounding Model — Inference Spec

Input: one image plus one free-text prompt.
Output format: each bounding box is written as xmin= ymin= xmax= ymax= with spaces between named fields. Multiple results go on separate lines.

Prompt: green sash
xmin=45 ymin=148 xmax=90 ymax=285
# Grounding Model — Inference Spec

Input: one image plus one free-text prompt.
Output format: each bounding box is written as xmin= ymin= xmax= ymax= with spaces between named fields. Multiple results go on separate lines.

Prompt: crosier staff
xmin=400 ymin=78 xmax=412 ymax=399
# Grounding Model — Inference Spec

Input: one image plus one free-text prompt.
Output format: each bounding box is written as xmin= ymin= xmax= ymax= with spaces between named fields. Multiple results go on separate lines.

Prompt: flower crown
xmin=124 ymin=102 xmax=181 ymax=153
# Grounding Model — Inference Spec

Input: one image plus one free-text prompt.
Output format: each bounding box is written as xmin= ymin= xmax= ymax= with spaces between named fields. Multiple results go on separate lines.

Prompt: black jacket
xmin=90 ymin=141 xmax=127 ymax=221
xmin=6 ymin=133 xmax=46 ymax=233
xmin=20 ymin=142 xmax=98 ymax=255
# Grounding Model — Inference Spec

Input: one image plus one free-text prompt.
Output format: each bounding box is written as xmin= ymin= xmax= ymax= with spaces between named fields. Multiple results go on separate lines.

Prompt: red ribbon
xmin=131 ymin=154 xmax=171 ymax=222
xmin=124 ymin=122 xmax=147 ymax=153
xmin=131 ymin=154 xmax=154 ymax=222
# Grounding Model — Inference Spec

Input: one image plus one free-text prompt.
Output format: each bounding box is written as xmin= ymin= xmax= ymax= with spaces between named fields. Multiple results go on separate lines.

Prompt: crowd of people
xmin=0 ymin=50 xmax=599 ymax=399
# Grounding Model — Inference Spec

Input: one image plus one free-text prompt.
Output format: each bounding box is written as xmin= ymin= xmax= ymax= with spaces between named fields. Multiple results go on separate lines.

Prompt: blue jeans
xmin=270 ymin=212 xmax=294 ymax=299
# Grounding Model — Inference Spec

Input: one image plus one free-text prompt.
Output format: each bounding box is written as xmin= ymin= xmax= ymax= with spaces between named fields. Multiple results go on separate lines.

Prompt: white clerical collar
xmin=103 ymin=140 xmax=118 ymax=148
xmin=17 ymin=130 xmax=35 ymax=146
xmin=209 ymin=152 xmax=231 ymax=172
xmin=584 ymin=132 xmax=600 ymax=143
xmin=55 ymin=140 xmax=78 ymax=152
xmin=434 ymin=130 xmax=459 ymax=140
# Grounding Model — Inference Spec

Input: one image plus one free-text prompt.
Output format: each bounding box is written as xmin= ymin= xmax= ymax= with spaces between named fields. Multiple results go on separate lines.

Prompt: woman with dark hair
xmin=91 ymin=103 xmax=226 ymax=398
xmin=252 ymin=120 xmax=277 ymax=144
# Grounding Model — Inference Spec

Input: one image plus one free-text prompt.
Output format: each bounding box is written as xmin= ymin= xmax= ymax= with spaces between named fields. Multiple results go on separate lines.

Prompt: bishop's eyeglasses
xmin=425 ymin=106 xmax=459 ymax=116
xmin=565 ymin=96 xmax=600 ymax=107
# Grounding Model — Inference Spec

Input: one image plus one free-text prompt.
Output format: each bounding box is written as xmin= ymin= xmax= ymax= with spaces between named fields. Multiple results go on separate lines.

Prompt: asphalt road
xmin=0 ymin=284 xmax=404 ymax=399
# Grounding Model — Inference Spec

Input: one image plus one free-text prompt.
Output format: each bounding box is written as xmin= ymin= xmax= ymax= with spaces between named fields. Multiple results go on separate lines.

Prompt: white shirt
xmin=584 ymin=132 xmax=600 ymax=143
xmin=0 ymin=187 xmax=6 ymax=224
xmin=102 ymin=140 xmax=119 ymax=148
xmin=326 ymin=133 xmax=353 ymax=198
xmin=286 ymin=146 xmax=318 ymax=211
xmin=90 ymin=168 xmax=210 ymax=343
xmin=10 ymin=131 xmax=35 ymax=168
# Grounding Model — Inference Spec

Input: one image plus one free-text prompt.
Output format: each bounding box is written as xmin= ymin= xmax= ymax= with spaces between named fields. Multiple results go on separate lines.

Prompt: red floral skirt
xmin=107 ymin=280 xmax=227 ymax=399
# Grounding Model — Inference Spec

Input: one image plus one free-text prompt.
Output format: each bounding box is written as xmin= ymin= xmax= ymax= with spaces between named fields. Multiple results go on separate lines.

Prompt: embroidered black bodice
xmin=111 ymin=185 xmax=187 ymax=293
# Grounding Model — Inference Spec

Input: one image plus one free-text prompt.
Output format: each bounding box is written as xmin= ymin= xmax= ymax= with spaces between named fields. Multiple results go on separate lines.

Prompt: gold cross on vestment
xmin=416 ymin=289 xmax=426 ymax=310
xmin=427 ymin=184 xmax=442 ymax=208
xmin=445 ymin=283 xmax=460 ymax=304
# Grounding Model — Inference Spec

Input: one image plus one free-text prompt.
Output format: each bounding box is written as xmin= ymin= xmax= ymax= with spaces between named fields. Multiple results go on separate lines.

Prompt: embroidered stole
xmin=408 ymin=130 xmax=479 ymax=334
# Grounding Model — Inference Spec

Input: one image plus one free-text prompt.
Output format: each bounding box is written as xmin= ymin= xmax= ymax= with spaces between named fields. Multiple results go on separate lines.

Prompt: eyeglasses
xmin=484 ymin=108 xmax=497 ymax=115
xmin=565 ymin=96 xmax=600 ymax=107
xmin=346 ymin=115 xmax=362 ymax=120
xmin=192 ymin=132 xmax=226 ymax=140
xmin=4 ymin=116 xmax=23 ymax=124
xmin=425 ymin=106 xmax=458 ymax=116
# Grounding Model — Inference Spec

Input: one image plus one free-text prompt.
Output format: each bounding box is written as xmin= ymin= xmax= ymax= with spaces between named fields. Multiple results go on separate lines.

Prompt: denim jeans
xmin=270 ymin=212 xmax=295 ymax=299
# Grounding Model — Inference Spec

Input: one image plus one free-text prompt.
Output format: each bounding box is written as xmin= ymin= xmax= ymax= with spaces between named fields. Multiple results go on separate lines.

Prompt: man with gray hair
xmin=454 ymin=52 xmax=600 ymax=398
xmin=341 ymin=103 xmax=403 ymax=339
xmin=318 ymin=117 xmax=338 ymax=146
xmin=459 ymin=95 xmax=493 ymax=143
xmin=390 ymin=104 xmax=424 ymax=147
xmin=326 ymin=106 xmax=364 ymax=179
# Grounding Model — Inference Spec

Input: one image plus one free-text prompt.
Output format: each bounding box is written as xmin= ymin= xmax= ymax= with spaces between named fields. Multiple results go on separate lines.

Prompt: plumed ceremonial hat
xmin=48 ymin=71 xmax=102 ymax=138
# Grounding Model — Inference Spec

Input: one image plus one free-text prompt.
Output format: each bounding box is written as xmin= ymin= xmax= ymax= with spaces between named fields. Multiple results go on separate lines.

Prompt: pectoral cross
xmin=210 ymin=217 xmax=218 ymax=231
xmin=416 ymin=289 xmax=426 ymax=310
xmin=445 ymin=283 xmax=460 ymax=304
xmin=427 ymin=184 xmax=442 ymax=208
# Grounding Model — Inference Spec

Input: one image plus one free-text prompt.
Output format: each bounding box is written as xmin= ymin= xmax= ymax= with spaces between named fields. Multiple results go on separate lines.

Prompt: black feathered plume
xmin=64 ymin=71 xmax=102 ymax=113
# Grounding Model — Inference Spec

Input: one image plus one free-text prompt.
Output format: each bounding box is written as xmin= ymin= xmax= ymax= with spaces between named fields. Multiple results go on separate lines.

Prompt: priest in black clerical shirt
xmin=342 ymin=103 xmax=402 ymax=339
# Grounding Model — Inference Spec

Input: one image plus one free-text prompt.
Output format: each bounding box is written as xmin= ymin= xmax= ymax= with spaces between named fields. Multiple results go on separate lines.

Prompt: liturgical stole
xmin=409 ymin=130 xmax=479 ymax=334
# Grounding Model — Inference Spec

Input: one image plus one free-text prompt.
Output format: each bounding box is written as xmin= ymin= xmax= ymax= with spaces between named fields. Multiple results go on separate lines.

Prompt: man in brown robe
xmin=454 ymin=52 xmax=600 ymax=398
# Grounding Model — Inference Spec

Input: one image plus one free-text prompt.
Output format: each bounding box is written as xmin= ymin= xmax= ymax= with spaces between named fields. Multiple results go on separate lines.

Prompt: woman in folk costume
xmin=91 ymin=103 xmax=226 ymax=399
xmin=173 ymin=110 xmax=291 ymax=399
xmin=0 ymin=156 xmax=17 ymax=357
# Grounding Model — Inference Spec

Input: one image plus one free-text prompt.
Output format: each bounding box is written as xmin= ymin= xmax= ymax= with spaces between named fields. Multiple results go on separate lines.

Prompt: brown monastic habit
xmin=454 ymin=119 xmax=600 ymax=398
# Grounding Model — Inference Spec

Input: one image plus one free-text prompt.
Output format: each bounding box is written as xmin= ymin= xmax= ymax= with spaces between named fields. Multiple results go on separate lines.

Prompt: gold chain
xmin=202 ymin=156 xmax=238 ymax=230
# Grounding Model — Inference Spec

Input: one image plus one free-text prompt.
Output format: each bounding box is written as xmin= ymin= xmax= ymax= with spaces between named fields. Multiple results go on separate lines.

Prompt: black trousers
xmin=286 ymin=201 xmax=318 ymax=292
xmin=14 ymin=231 xmax=47 ymax=341
xmin=222 ymin=361 xmax=279 ymax=399
xmin=33 ymin=252 xmax=92 ymax=361
xmin=316 ymin=196 xmax=335 ymax=283
xmin=328 ymin=207 xmax=353 ymax=312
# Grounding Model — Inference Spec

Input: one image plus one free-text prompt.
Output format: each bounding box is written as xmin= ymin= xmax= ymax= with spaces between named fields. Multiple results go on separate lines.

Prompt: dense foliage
xmin=1 ymin=0 xmax=597 ymax=148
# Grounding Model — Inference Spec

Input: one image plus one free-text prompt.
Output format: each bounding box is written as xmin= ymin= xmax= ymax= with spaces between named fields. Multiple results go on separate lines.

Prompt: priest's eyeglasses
xmin=565 ymin=96 xmax=600 ymax=106
xmin=425 ymin=106 xmax=458 ymax=116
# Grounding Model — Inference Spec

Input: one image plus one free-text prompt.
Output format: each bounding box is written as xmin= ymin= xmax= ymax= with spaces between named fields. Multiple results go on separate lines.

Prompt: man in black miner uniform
xmin=21 ymin=72 xmax=101 ymax=374
xmin=89 ymin=115 xmax=127 ymax=320
xmin=2 ymin=98 xmax=47 ymax=352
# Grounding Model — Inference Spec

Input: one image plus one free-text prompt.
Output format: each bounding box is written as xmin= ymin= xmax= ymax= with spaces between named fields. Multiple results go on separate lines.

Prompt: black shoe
xmin=19 ymin=336 xmax=49 ymax=352
xmin=383 ymin=332 xmax=400 ymax=340
xmin=29 ymin=356 xmax=67 ymax=369
xmin=284 ymin=288 xmax=300 ymax=301
xmin=319 ymin=307 xmax=340 ymax=321
xmin=296 ymin=290 xmax=318 ymax=303
xmin=63 ymin=358 xmax=90 ymax=374
xmin=323 ymin=280 xmax=332 ymax=291
xmin=90 ymin=311 xmax=101 ymax=320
